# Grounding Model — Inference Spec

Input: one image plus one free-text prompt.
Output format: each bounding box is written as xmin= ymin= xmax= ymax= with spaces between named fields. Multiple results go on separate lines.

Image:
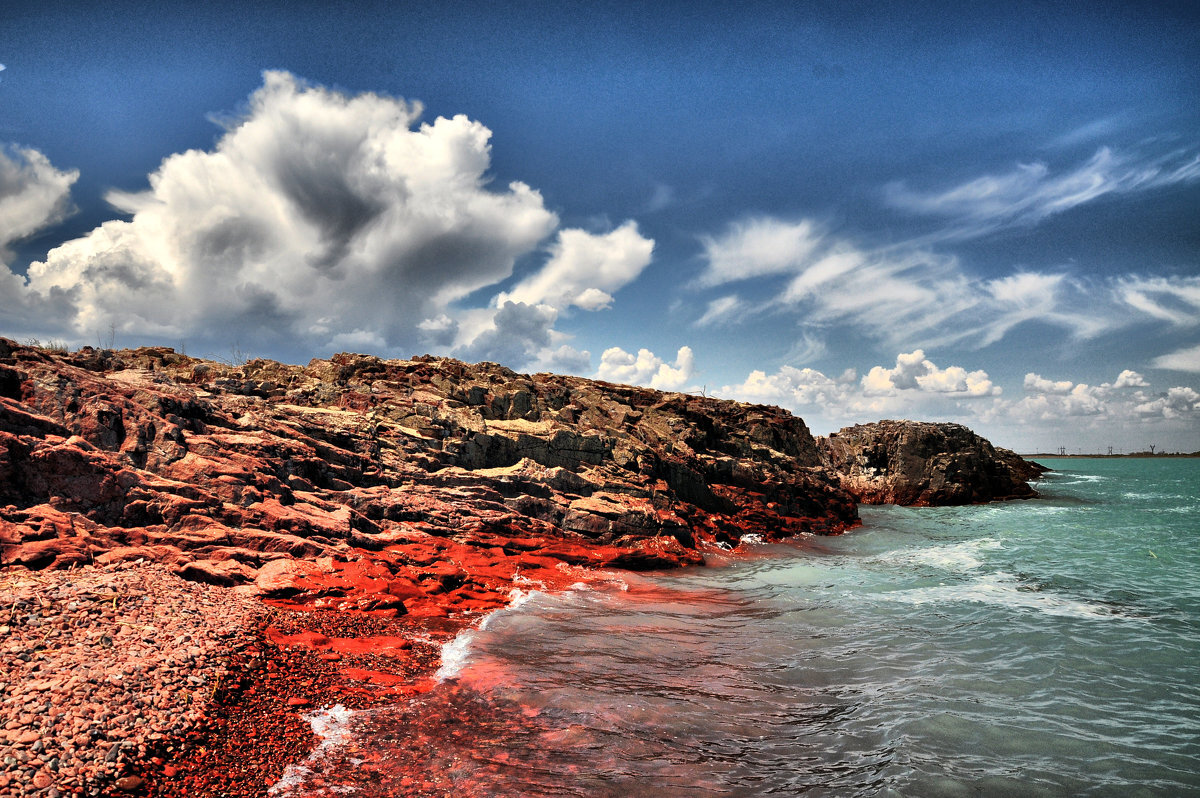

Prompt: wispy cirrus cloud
xmin=1115 ymin=275 xmax=1200 ymax=327
xmin=884 ymin=146 xmax=1200 ymax=239
xmin=692 ymin=216 xmax=1118 ymax=351
xmin=692 ymin=142 xmax=1200 ymax=361
xmin=1152 ymin=344 xmax=1200 ymax=373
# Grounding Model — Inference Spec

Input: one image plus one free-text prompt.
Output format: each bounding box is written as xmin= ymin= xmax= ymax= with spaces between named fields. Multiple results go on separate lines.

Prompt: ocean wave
xmin=1048 ymin=474 xmax=1106 ymax=485
xmin=880 ymin=572 xmax=1137 ymax=621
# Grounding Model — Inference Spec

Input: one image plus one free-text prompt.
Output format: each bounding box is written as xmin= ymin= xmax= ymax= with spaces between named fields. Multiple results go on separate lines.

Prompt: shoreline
xmin=0 ymin=556 xmax=542 ymax=797
xmin=121 ymin=551 xmax=643 ymax=797
xmin=0 ymin=341 xmax=1049 ymax=796
xmin=138 ymin=601 xmax=466 ymax=797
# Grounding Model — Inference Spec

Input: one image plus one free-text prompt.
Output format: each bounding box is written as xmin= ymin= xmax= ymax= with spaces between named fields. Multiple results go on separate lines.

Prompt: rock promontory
xmin=0 ymin=339 xmax=859 ymax=589
xmin=816 ymin=420 xmax=1046 ymax=506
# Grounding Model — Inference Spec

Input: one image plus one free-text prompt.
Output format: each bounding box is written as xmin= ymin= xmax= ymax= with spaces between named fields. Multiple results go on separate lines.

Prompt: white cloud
xmin=694 ymin=294 xmax=747 ymax=327
xmin=861 ymin=350 xmax=998 ymax=397
xmin=885 ymin=146 xmax=1200 ymax=237
xmin=1011 ymin=368 xmax=1192 ymax=423
xmin=496 ymin=221 xmax=654 ymax=311
xmin=714 ymin=353 xmax=1199 ymax=452
xmin=1115 ymin=275 xmax=1200 ymax=327
xmin=12 ymin=71 xmax=593 ymax=360
xmin=1112 ymin=369 xmax=1149 ymax=388
xmin=1024 ymin=373 xmax=1074 ymax=395
xmin=597 ymin=345 xmax=695 ymax=391
xmin=979 ymin=272 xmax=1104 ymax=345
xmin=533 ymin=344 xmax=592 ymax=375
xmin=1135 ymin=386 xmax=1200 ymax=418
xmin=693 ymin=205 xmax=1200 ymax=354
xmin=697 ymin=217 xmax=823 ymax=287
xmin=1152 ymin=344 xmax=1200 ymax=373
xmin=693 ymin=215 xmax=1113 ymax=349
xmin=718 ymin=351 xmax=998 ymax=432
xmin=457 ymin=301 xmax=560 ymax=366
xmin=721 ymin=365 xmax=857 ymax=411
xmin=0 ymin=145 xmax=78 ymax=260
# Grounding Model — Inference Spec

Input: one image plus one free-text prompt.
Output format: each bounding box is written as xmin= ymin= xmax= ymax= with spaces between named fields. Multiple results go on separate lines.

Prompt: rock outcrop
xmin=816 ymin=420 xmax=1045 ymax=505
xmin=0 ymin=339 xmax=858 ymax=608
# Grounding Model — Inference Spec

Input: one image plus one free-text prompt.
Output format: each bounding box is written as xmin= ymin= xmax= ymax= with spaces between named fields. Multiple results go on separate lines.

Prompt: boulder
xmin=816 ymin=420 xmax=1043 ymax=505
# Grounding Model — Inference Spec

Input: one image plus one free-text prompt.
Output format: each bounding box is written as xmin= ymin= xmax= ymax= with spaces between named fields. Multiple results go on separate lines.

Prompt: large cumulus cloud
xmin=0 ymin=145 xmax=80 ymax=333
xmin=5 ymin=72 xmax=652 ymax=366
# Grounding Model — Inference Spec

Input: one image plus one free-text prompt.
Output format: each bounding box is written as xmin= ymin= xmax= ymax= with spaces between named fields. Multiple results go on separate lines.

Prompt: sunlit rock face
xmin=0 ymin=339 xmax=859 ymax=601
xmin=816 ymin=420 xmax=1046 ymax=506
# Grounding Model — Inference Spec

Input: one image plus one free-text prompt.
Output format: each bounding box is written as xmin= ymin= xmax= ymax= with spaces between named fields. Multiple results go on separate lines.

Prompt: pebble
xmin=0 ymin=562 xmax=261 ymax=796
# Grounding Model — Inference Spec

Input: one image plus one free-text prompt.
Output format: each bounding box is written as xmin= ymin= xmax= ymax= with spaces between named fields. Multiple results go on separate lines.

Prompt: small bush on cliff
xmin=22 ymin=338 xmax=69 ymax=354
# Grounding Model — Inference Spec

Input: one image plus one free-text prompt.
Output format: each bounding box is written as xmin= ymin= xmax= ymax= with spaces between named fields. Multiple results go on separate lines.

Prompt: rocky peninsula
xmin=0 ymin=339 xmax=1041 ymax=797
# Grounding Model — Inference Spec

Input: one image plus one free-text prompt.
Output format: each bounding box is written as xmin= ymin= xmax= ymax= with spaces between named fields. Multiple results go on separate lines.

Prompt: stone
xmin=114 ymin=774 xmax=145 ymax=791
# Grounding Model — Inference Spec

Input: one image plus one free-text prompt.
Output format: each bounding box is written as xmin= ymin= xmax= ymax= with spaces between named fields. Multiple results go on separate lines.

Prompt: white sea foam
xmin=268 ymin=704 xmax=359 ymax=795
xmin=739 ymin=533 xmax=766 ymax=546
xmin=434 ymin=628 xmax=478 ymax=682
xmin=877 ymin=538 xmax=1000 ymax=573
xmin=881 ymin=572 xmax=1131 ymax=620
xmin=435 ymin=588 xmax=550 ymax=682
xmin=1053 ymin=474 xmax=1106 ymax=485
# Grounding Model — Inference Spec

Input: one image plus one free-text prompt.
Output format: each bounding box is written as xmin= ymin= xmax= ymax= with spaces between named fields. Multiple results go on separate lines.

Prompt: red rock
xmin=253 ymin=558 xmax=327 ymax=597
xmin=114 ymin=775 xmax=145 ymax=792
xmin=286 ymin=697 xmax=310 ymax=707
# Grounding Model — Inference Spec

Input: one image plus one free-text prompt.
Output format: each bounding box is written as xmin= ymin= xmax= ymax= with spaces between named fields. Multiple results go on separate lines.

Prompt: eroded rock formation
xmin=0 ymin=339 xmax=858 ymax=608
xmin=816 ymin=420 xmax=1045 ymax=505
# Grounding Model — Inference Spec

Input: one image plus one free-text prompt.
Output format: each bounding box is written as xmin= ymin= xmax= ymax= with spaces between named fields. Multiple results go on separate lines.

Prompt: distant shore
xmin=1024 ymin=452 xmax=1200 ymax=459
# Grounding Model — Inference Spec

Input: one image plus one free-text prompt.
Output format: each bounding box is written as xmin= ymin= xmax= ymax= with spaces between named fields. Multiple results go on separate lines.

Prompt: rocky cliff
xmin=816 ymin=420 xmax=1046 ymax=506
xmin=0 ymin=339 xmax=858 ymax=608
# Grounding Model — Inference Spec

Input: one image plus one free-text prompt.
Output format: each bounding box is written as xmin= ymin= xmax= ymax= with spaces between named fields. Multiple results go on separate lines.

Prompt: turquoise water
xmin=276 ymin=459 xmax=1200 ymax=797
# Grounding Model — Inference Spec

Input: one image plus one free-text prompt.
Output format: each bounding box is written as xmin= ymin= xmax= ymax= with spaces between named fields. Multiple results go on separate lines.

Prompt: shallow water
xmin=275 ymin=459 xmax=1200 ymax=797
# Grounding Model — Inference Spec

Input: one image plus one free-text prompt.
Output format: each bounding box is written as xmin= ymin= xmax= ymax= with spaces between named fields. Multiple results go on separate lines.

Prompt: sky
xmin=2 ymin=1 xmax=1198 ymax=453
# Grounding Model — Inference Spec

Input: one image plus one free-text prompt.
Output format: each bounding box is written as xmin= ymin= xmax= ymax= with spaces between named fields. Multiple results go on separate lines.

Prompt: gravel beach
xmin=0 ymin=561 xmax=261 ymax=797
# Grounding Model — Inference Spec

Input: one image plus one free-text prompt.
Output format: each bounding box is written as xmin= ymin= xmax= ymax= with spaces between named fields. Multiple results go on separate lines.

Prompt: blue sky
xmin=2 ymin=1 xmax=1198 ymax=452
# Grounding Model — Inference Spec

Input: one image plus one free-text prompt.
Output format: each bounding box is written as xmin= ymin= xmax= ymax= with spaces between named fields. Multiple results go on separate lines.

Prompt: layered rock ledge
xmin=1 ymin=338 xmax=858 ymax=584
xmin=817 ymin=420 xmax=1047 ymax=506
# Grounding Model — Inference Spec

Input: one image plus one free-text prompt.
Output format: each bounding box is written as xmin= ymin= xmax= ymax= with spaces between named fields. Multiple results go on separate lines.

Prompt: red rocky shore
xmin=0 ymin=339 xmax=1040 ymax=796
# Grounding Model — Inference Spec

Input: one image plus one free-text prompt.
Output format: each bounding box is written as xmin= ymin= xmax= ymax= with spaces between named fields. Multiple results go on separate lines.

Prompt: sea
xmin=273 ymin=458 xmax=1200 ymax=797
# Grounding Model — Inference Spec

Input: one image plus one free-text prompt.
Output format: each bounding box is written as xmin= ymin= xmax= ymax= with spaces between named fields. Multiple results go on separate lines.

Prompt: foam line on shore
xmin=268 ymin=704 xmax=358 ymax=796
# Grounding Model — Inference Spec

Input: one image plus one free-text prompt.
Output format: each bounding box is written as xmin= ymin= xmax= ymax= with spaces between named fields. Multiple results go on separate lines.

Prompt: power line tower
xmin=1149 ymin=444 xmax=1156 ymax=454
xmin=1058 ymin=445 xmax=1066 ymax=456
xmin=1107 ymin=445 xmax=1113 ymax=456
